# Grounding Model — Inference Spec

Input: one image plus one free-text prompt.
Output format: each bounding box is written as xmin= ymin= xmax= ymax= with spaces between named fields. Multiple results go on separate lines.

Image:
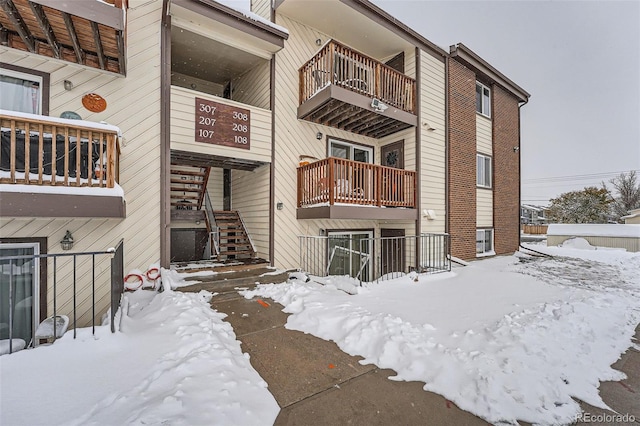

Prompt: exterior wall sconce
xmin=276 ymin=202 xmax=284 ymax=210
xmin=63 ymin=80 xmax=73 ymax=91
xmin=315 ymin=38 xmax=322 ymax=46
xmin=316 ymin=132 xmax=323 ymax=140
xmin=60 ymin=230 xmax=74 ymax=251
xmin=513 ymin=146 xmax=520 ymax=152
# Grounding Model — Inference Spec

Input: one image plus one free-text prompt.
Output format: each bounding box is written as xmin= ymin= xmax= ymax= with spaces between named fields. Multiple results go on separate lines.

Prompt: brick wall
xmin=447 ymin=59 xmax=477 ymax=260
xmin=492 ymin=85 xmax=520 ymax=254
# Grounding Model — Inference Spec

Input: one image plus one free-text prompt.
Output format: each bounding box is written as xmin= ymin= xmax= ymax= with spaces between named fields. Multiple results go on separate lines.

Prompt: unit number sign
xmin=195 ymin=97 xmax=251 ymax=150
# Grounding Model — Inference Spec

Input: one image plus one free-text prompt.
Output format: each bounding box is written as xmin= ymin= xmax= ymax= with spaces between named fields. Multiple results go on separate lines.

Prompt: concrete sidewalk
xmin=209 ymin=294 xmax=489 ymax=426
xmin=179 ymin=275 xmax=639 ymax=425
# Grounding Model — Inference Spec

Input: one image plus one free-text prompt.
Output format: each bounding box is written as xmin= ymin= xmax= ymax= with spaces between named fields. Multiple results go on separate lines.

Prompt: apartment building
xmin=0 ymin=0 xmax=528 ymax=345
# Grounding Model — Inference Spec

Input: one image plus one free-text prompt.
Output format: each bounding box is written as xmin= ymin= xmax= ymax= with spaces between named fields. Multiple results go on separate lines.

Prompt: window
xmin=477 ymin=154 xmax=492 ymax=188
xmin=329 ymin=138 xmax=373 ymax=163
xmin=0 ymin=68 xmax=43 ymax=115
xmin=476 ymin=82 xmax=491 ymax=117
xmin=476 ymin=229 xmax=494 ymax=256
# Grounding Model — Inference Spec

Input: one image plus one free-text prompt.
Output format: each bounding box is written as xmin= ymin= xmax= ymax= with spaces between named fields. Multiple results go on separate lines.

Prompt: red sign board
xmin=195 ymin=97 xmax=250 ymax=150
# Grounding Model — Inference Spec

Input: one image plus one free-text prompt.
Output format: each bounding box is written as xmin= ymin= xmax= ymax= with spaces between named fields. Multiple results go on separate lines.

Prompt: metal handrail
xmin=0 ymin=240 xmax=124 ymax=355
xmin=237 ymin=211 xmax=256 ymax=256
xmin=203 ymin=192 xmax=220 ymax=256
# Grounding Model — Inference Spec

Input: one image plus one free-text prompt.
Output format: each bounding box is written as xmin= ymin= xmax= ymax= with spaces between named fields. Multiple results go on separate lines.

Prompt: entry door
xmin=381 ymin=141 xmax=405 ymax=204
xmin=0 ymin=243 xmax=40 ymax=346
xmin=381 ymin=229 xmax=405 ymax=275
xmin=381 ymin=140 xmax=404 ymax=169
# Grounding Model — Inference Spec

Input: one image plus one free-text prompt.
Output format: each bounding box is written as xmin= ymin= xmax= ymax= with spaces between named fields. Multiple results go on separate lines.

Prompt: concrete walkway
xmin=179 ymin=272 xmax=639 ymax=425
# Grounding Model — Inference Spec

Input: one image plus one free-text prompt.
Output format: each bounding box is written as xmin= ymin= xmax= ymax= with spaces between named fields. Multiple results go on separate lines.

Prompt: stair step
xmin=172 ymin=195 xmax=200 ymax=200
xmin=170 ymin=187 xmax=202 ymax=193
xmin=219 ymin=243 xmax=252 ymax=248
xmin=171 ymin=169 xmax=207 ymax=178
xmin=170 ymin=178 xmax=205 ymax=185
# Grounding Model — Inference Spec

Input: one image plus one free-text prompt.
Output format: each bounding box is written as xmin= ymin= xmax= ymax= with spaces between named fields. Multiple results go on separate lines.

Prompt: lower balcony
xmin=0 ymin=110 xmax=125 ymax=218
xmin=297 ymin=157 xmax=417 ymax=220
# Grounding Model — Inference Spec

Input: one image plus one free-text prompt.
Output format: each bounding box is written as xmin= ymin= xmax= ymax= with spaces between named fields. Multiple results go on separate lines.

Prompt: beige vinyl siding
xmin=272 ymin=14 xmax=411 ymax=269
xmin=476 ymin=189 xmax=493 ymax=228
xmin=419 ymin=51 xmax=446 ymax=234
xmin=231 ymin=166 xmax=271 ymax=259
xmin=476 ymin=114 xmax=492 ymax=154
xmin=251 ymin=0 xmax=272 ymax=20
xmin=0 ymin=0 xmax=163 ymax=327
xmin=476 ymin=115 xmax=492 ymax=227
xmin=232 ymin=60 xmax=271 ymax=110
xmin=404 ymin=47 xmax=416 ymax=79
xmin=170 ymin=86 xmax=272 ymax=163
xmin=207 ymin=168 xmax=225 ymax=210
xmin=172 ymin=72 xmax=225 ymax=97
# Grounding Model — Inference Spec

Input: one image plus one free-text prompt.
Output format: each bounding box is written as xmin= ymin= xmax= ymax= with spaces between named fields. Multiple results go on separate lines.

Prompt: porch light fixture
xmin=513 ymin=146 xmax=520 ymax=152
xmin=63 ymin=80 xmax=73 ymax=91
xmin=316 ymin=132 xmax=323 ymax=140
xmin=315 ymin=38 xmax=322 ymax=46
xmin=277 ymin=202 xmax=284 ymax=210
xmin=60 ymin=230 xmax=74 ymax=251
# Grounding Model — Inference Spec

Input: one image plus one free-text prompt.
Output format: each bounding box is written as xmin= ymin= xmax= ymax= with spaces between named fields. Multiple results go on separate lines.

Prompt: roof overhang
xmin=170 ymin=0 xmax=288 ymax=57
xmin=0 ymin=0 xmax=127 ymax=75
xmin=449 ymin=43 xmax=530 ymax=103
xmin=275 ymin=0 xmax=442 ymax=62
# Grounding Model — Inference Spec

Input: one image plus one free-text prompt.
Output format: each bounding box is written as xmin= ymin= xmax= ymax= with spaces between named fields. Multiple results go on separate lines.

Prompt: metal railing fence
xmin=298 ymin=233 xmax=450 ymax=285
xmin=1 ymin=239 xmax=124 ymax=354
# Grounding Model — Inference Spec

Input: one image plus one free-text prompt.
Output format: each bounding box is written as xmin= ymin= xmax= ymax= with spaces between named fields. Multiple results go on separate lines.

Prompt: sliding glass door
xmin=0 ymin=243 xmax=40 ymax=347
xmin=327 ymin=231 xmax=372 ymax=281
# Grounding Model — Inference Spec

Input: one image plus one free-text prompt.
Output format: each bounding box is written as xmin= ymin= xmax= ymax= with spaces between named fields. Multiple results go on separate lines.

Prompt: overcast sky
xmin=371 ymin=0 xmax=640 ymax=205
xmin=233 ymin=0 xmax=640 ymax=205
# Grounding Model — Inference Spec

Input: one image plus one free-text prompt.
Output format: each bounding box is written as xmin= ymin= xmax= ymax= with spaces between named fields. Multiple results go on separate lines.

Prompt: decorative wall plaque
xmin=195 ymin=97 xmax=250 ymax=150
xmin=82 ymin=93 xmax=107 ymax=113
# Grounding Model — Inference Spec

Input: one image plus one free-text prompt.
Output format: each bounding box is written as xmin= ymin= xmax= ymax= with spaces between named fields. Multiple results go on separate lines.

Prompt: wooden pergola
xmin=0 ymin=0 xmax=127 ymax=75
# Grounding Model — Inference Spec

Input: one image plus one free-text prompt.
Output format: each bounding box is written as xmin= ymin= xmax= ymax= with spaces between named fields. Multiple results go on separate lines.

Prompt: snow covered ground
xmin=1 ymin=240 xmax=638 ymax=426
xmin=245 ymin=240 xmax=640 ymax=425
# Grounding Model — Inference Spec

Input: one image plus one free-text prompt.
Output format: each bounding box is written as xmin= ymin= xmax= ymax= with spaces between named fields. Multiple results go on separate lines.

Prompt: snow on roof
xmin=213 ymin=0 xmax=289 ymax=35
xmin=547 ymin=223 xmax=640 ymax=238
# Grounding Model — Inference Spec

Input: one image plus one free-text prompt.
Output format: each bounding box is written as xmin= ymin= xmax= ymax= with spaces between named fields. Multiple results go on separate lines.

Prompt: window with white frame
xmin=476 ymin=82 xmax=491 ymax=117
xmin=329 ymin=138 xmax=373 ymax=163
xmin=476 ymin=153 xmax=492 ymax=188
xmin=0 ymin=68 xmax=43 ymax=115
xmin=476 ymin=229 xmax=494 ymax=256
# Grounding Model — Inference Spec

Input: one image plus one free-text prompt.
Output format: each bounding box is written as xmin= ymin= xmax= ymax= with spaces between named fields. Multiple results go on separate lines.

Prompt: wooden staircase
xmin=170 ymin=164 xmax=211 ymax=211
xmin=212 ymin=210 xmax=256 ymax=260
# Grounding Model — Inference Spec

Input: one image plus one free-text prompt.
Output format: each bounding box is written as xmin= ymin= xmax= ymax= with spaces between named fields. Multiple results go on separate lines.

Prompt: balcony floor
xmin=298 ymin=85 xmax=416 ymax=139
xmin=0 ymin=190 xmax=125 ymax=218
xmin=297 ymin=205 xmax=417 ymax=220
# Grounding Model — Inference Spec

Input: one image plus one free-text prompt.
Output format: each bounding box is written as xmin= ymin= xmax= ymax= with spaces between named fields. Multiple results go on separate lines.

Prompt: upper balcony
xmin=298 ymin=40 xmax=417 ymax=139
xmin=0 ymin=110 xmax=125 ymax=218
xmin=0 ymin=0 xmax=126 ymax=74
xmin=297 ymin=157 xmax=417 ymax=220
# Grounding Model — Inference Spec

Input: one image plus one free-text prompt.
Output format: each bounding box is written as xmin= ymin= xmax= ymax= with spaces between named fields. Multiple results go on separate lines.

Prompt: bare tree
xmin=605 ymin=171 xmax=640 ymax=221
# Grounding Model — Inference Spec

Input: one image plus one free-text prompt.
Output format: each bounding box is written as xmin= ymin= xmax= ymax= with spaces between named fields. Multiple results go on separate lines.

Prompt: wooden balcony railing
xmin=299 ymin=40 xmax=417 ymax=114
xmin=0 ymin=111 xmax=120 ymax=188
xmin=297 ymin=157 xmax=416 ymax=208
